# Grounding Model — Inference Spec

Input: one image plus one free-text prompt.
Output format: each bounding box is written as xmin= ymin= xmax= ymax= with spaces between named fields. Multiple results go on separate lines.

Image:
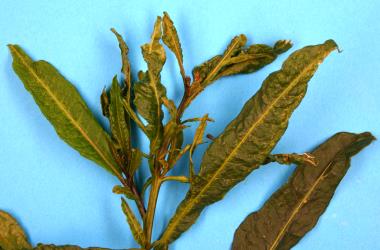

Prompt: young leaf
xmin=100 ymin=88 xmax=110 ymax=117
xmin=0 ymin=210 xmax=32 ymax=250
xmin=134 ymin=17 xmax=167 ymax=152
xmin=162 ymin=11 xmax=186 ymax=80
xmin=121 ymin=198 xmax=146 ymax=247
xmin=232 ymin=132 xmax=375 ymax=250
xmin=113 ymin=185 xmax=137 ymax=200
xmin=155 ymin=40 xmax=338 ymax=247
xmin=129 ymin=148 xmax=144 ymax=176
xmin=111 ymin=28 xmax=131 ymax=94
xmin=8 ymin=45 xmax=120 ymax=176
xmin=109 ymin=76 xmax=131 ymax=157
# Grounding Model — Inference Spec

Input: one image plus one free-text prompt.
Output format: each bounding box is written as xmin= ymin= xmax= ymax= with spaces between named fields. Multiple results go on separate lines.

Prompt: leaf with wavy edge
xmin=121 ymin=198 xmax=146 ymax=247
xmin=232 ymin=132 xmax=375 ymax=250
xmin=0 ymin=210 xmax=32 ymax=250
xmin=9 ymin=45 xmax=120 ymax=176
xmin=134 ymin=17 xmax=167 ymax=152
xmin=109 ymin=76 xmax=130 ymax=157
xmin=155 ymin=40 xmax=338 ymax=247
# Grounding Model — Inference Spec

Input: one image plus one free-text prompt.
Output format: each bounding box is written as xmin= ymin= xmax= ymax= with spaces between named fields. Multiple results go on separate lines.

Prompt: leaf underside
xmin=156 ymin=40 xmax=338 ymax=247
xmin=232 ymin=132 xmax=375 ymax=250
xmin=8 ymin=45 xmax=120 ymax=176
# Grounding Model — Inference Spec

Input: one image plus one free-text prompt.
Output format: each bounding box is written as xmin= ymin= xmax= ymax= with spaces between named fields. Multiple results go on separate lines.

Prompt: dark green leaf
xmin=8 ymin=45 xmax=120 ymax=176
xmin=156 ymin=40 xmax=338 ymax=246
xmin=263 ymin=153 xmax=316 ymax=166
xmin=232 ymin=132 xmax=375 ymax=250
xmin=121 ymin=198 xmax=146 ymax=247
xmin=0 ymin=210 xmax=32 ymax=250
xmin=109 ymin=76 xmax=131 ymax=157
xmin=134 ymin=17 xmax=167 ymax=152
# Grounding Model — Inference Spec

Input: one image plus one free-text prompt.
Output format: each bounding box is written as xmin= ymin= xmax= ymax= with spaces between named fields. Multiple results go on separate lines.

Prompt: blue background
xmin=1 ymin=0 xmax=379 ymax=249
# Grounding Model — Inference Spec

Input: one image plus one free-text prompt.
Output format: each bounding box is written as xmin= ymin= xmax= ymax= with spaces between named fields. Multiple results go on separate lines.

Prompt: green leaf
xmin=100 ymin=88 xmax=110 ymax=117
xmin=232 ymin=132 xmax=375 ymax=250
xmin=112 ymin=185 xmax=137 ymax=200
xmin=34 ymin=243 xmax=109 ymax=249
xmin=134 ymin=17 xmax=167 ymax=152
xmin=0 ymin=210 xmax=32 ymax=250
xmin=109 ymin=76 xmax=131 ymax=157
xmin=263 ymin=153 xmax=316 ymax=166
xmin=162 ymin=12 xmax=186 ymax=79
xmin=121 ymin=198 xmax=146 ymax=247
xmin=129 ymin=148 xmax=143 ymax=176
xmin=111 ymin=28 xmax=131 ymax=93
xmin=189 ymin=114 xmax=212 ymax=178
xmin=155 ymin=40 xmax=338 ymax=246
xmin=8 ymin=45 xmax=120 ymax=176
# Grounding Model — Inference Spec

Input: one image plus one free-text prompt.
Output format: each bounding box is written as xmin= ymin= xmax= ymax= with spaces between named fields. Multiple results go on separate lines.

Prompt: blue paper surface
xmin=0 ymin=0 xmax=379 ymax=249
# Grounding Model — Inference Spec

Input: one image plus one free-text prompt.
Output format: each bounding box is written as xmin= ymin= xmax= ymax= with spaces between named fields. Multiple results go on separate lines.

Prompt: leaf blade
xmin=121 ymin=198 xmax=146 ymax=247
xmin=9 ymin=45 xmax=120 ymax=176
xmin=156 ymin=40 xmax=338 ymax=246
xmin=232 ymin=132 xmax=375 ymax=250
xmin=0 ymin=210 xmax=32 ymax=250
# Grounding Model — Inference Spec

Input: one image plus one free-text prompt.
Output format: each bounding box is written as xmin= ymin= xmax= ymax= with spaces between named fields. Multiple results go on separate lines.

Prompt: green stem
xmin=144 ymin=176 xmax=162 ymax=248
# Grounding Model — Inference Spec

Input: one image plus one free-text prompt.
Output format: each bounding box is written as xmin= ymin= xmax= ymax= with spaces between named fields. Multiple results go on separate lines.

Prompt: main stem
xmin=144 ymin=175 xmax=162 ymax=248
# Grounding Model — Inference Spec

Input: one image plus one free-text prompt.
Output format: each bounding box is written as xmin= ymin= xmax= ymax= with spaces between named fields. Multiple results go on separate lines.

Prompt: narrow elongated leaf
xmin=113 ymin=185 xmax=137 ymax=200
xmin=34 ymin=243 xmax=109 ymax=249
xmin=0 ymin=210 xmax=32 ymax=250
xmin=121 ymin=198 xmax=146 ymax=247
xmin=162 ymin=12 xmax=186 ymax=79
xmin=8 ymin=45 xmax=120 ymax=176
xmin=156 ymin=40 xmax=338 ymax=247
xmin=129 ymin=148 xmax=143 ymax=175
xmin=111 ymin=28 xmax=131 ymax=92
xmin=134 ymin=17 xmax=167 ymax=152
xmin=109 ymin=76 xmax=130 ymax=156
xmin=232 ymin=132 xmax=375 ymax=250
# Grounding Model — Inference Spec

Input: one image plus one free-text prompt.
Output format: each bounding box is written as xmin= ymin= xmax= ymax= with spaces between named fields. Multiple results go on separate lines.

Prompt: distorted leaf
xmin=162 ymin=11 xmax=186 ymax=80
xmin=134 ymin=17 xmax=167 ymax=152
xmin=109 ymin=76 xmax=131 ymax=157
xmin=8 ymin=45 xmax=120 ymax=176
xmin=232 ymin=132 xmax=375 ymax=250
xmin=129 ymin=148 xmax=143 ymax=176
xmin=156 ymin=40 xmax=338 ymax=246
xmin=111 ymin=28 xmax=131 ymax=93
xmin=263 ymin=153 xmax=316 ymax=166
xmin=121 ymin=198 xmax=146 ymax=246
xmin=113 ymin=185 xmax=137 ymax=200
xmin=100 ymin=88 xmax=110 ymax=117
xmin=0 ymin=210 xmax=32 ymax=250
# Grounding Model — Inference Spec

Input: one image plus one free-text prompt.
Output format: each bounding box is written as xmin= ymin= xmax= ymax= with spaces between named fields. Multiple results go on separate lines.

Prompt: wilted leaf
xmin=8 ymin=45 xmax=120 ymax=176
xmin=232 ymin=132 xmax=375 ymax=250
xmin=134 ymin=17 xmax=167 ymax=152
xmin=121 ymin=198 xmax=146 ymax=247
xmin=156 ymin=40 xmax=338 ymax=247
xmin=109 ymin=76 xmax=131 ymax=157
xmin=0 ymin=210 xmax=31 ymax=250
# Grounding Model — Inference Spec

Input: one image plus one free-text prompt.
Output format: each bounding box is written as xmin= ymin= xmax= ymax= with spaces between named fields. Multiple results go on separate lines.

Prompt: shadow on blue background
xmin=0 ymin=0 xmax=379 ymax=249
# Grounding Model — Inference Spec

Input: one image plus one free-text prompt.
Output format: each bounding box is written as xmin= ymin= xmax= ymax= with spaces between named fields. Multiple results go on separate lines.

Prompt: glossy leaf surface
xmin=232 ymin=132 xmax=375 ymax=250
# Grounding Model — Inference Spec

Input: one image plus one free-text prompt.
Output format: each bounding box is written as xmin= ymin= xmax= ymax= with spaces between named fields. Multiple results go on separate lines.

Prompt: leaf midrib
xmin=11 ymin=46 xmax=119 ymax=176
xmin=160 ymin=56 xmax=321 ymax=243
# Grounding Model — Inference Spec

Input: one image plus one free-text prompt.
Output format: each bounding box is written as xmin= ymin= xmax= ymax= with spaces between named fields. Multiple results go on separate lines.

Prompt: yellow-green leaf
xmin=156 ymin=40 xmax=338 ymax=246
xmin=113 ymin=185 xmax=137 ymax=200
xmin=232 ymin=132 xmax=375 ymax=250
xmin=121 ymin=198 xmax=146 ymax=247
xmin=0 ymin=210 xmax=32 ymax=250
xmin=8 ymin=45 xmax=120 ymax=176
